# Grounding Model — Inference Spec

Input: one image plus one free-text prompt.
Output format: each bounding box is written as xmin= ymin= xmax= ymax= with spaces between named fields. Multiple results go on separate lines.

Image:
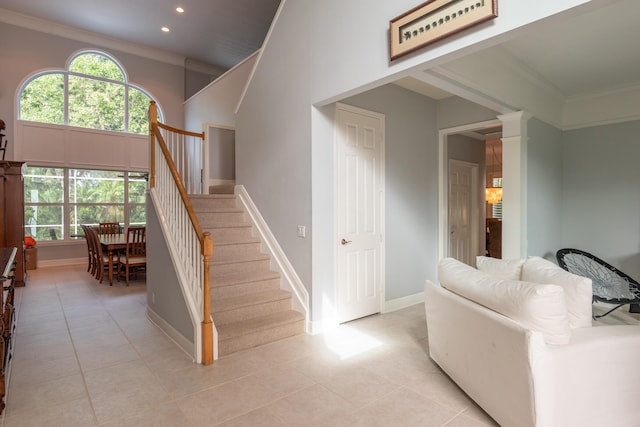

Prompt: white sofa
xmin=424 ymin=256 xmax=640 ymax=427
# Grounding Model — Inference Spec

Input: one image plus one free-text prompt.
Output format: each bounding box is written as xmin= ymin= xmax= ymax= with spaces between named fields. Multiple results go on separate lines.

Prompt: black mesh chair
xmin=556 ymin=248 xmax=640 ymax=318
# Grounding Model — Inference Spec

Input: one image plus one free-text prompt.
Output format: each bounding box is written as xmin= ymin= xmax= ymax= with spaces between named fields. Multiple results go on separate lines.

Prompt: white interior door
xmin=449 ymin=160 xmax=477 ymax=265
xmin=335 ymin=104 xmax=384 ymax=323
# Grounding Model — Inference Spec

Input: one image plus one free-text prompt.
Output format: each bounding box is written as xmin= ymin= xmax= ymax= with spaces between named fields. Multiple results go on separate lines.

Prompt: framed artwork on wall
xmin=389 ymin=0 xmax=498 ymax=61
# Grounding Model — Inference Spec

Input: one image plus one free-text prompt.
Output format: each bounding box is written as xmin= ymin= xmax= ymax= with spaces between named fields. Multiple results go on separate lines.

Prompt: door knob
xmin=341 ymin=238 xmax=352 ymax=245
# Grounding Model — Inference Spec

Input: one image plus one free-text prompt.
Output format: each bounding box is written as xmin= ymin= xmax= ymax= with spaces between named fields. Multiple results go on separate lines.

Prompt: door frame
xmin=334 ymin=102 xmax=385 ymax=322
xmin=438 ymin=119 xmax=500 ymax=262
xmin=438 ymin=113 xmax=528 ymax=262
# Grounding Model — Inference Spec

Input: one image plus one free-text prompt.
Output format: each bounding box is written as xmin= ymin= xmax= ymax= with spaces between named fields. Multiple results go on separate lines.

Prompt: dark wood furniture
xmin=99 ymin=234 xmax=127 ymax=285
xmin=0 ymin=162 xmax=26 ymax=286
xmin=117 ymin=227 xmax=146 ymax=286
xmin=0 ymin=247 xmax=17 ymax=414
xmin=98 ymin=222 xmax=120 ymax=237
xmin=486 ymin=218 xmax=502 ymax=259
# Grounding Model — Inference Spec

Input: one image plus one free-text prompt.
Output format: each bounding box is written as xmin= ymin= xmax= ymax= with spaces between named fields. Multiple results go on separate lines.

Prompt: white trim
xmin=188 ymin=51 xmax=260 ymax=101
xmin=235 ymin=185 xmax=311 ymax=333
xmin=383 ymin=292 xmax=424 ymax=313
xmin=438 ymin=119 xmax=500 ymax=262
xmin=146 ymin=307 xmax=195 ymax=361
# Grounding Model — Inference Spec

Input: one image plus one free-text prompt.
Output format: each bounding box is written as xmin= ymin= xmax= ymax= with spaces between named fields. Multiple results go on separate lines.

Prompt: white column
xmin=498 ymin=111 xmax=530 ymax=259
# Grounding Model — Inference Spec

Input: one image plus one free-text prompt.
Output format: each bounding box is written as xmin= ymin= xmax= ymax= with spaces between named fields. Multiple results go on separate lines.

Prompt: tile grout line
xmin=55 ymin=276 xmax=101 ymax=426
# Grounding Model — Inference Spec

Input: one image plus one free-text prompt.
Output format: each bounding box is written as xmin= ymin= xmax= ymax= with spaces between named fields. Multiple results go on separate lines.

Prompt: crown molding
xmin=0 ymin=8 xmax=185 ymax=67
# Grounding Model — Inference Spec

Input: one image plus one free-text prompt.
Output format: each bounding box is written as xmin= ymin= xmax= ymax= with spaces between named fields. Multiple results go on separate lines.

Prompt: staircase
xmin=190 ymin=193 xmax=305 ymax=357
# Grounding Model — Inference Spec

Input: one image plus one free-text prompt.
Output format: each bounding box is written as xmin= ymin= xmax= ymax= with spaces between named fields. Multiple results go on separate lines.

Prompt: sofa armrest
xmin=534 ymin=325 xmax=640 ymax=427
xmin=425 ymin=280 xmax=544 ymax=427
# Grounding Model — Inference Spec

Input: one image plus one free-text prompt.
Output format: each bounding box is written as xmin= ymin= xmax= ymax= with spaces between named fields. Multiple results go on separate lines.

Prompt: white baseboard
xmin=146 ymin=306 xmax=195 ymax=362
xmin=383 ymin=292 xmax=424 ymax=313
xmin=236 ymin=185 xmax=311 ymax=333
xmin=309 ymin=292 xmax=425 ymax=335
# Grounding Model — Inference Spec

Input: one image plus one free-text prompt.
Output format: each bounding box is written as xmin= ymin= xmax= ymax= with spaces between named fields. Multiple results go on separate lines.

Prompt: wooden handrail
xmin=150 ymin=124 xmax=204 ymax=238
xmin=148 ymin=101 xmax=214 ymax=365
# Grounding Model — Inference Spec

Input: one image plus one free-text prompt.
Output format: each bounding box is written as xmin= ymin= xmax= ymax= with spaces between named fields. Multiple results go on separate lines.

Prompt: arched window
xmin=19 ymin=50 xmax=161 ymax=134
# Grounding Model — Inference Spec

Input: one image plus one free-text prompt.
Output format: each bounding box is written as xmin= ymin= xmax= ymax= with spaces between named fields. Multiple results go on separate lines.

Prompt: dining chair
xmin=98 ymin=222 xmax=120 ymax=237
xmin=80 ymin=224 xmax=94 ymax=274
xmin=86 ymin=226 xmax=110 ymax=283
xmin=117 ymin=227 xmax=146 ymax=285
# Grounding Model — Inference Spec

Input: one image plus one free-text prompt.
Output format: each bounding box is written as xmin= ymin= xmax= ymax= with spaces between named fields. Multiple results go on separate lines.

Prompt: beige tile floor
xmin=2 ymin=265 xmax=498 ymax=426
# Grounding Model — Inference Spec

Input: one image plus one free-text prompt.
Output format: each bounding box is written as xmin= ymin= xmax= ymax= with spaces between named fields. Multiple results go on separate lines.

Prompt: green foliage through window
xmin=24 ymin=167 xmax=146 ymax=241
xmin=19 ymin=50 xmax=160 ymax=134
xmin=20 ymin=74 xmax=65 ymax=125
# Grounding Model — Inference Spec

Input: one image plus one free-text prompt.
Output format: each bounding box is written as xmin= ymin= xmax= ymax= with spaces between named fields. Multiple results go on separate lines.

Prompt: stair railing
xmin=148 ymin=101 xmax=214 ymax=365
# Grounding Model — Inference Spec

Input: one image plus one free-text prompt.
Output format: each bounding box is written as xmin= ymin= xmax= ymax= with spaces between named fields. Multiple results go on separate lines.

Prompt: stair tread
xmin=212 ymin=270 xmax=280 ymax=287
xmin=190 ymin=194 xmax=235 ymax=199
xmin=216 ymin=310 xmax=305 ymax=340
xmin=213 ymin=236 xmax=261 ymax=246
xmin=202 ymin=222 xmax=252 ymax=229
xmin=193 ymin=207 xmax=244 ymax=213
xmin=212 ymin=289 xmax=291 ymax=312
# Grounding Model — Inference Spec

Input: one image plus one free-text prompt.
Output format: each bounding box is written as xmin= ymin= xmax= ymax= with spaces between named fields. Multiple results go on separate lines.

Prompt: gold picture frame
xmin=389 ymin=0 xmax=498 ymax=61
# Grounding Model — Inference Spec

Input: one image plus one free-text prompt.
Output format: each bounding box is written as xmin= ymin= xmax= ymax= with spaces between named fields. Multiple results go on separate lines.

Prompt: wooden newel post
xmin=201 ymin=232 xmax=214 ymax=365
xmin=148 ymin=101 xmax=157 ymax=188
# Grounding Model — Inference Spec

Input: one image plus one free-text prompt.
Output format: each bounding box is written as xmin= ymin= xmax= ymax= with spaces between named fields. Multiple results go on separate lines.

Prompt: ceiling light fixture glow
xmin=176 ymin=7 xmax=184 ymax=13
xmin=161 ymin=26 xmax=170 ymax=32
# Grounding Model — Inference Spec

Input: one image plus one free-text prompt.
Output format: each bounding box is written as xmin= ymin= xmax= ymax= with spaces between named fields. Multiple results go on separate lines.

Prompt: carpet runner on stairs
xmin=190 ymin=193 xmax=305 ymax=357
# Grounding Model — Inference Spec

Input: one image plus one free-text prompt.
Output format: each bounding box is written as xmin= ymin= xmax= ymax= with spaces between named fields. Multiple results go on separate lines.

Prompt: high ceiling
xmin=500 ymin=0 xmax=640 ymax=98
xmin=0 ymin=0 xmax=281 ymax=70
xmin=1 ymin=0 xmax=638 ymax=109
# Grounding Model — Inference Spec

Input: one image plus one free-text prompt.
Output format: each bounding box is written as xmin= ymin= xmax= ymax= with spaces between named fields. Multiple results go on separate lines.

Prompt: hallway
xmin=3 ymin=265 xmax=496 ymax=426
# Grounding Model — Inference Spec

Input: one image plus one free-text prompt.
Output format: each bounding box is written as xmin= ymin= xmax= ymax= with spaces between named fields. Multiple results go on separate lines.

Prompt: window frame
xmin=24 ymin=166 xmax=147 ymax=243
xmin=18 ymin=49 xmax=162 ymax=134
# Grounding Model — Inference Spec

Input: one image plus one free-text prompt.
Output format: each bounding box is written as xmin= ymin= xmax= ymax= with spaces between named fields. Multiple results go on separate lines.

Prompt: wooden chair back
xmin=85 ymin=226 xmax=107 ymax=282
xmin=80 ymin=224 xmax=94 ymax=274
xmin=98 ymin=222 xmax=120 ymax=237
xmin=125 ymin=227 xmax=146 ymax=258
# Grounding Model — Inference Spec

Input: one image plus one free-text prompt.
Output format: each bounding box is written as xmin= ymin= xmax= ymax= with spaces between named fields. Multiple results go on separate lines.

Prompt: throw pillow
xmin=439 ymin=258 xmax=571 ymax=345
xmin=522 ymin=256 xmax=593 ymax=328
xmin=476 ymin=256 xmax=524 ymax=280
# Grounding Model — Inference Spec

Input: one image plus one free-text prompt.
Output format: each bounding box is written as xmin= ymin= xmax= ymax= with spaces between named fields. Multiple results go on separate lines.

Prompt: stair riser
xmin=213 ymin=297 xmax=292 ymax=326
xmin=218 ymin=319 xmax=305 ymax=356
xmin=212 ymin=277 xmax=281 ymax=299
xmin=191 ymin=197 xmax=237 ymax=210
xmin=212 ymin=258 xmax=271 ymax=277
xmin=197 ymin=211 xmax=246 ymax=224
xmin=213 ymin=242 xmax=262 ymax=259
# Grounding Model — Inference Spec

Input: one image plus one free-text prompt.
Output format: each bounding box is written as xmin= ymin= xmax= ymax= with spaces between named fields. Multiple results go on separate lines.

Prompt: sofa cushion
xmin=476 ymin=256 xmax=524 ymax=280
xmin=522 ymin=256 xmax=593 ymax=329
xmin=439 ymin=258 xmax=571 ymax=345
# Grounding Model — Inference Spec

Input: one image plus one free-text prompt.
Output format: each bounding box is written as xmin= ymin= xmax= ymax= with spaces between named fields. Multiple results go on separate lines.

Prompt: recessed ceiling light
xmin=161 ymin=26 xmax=170 ymax=32
xmin=176 ymin=6 xmax=185 ymax=13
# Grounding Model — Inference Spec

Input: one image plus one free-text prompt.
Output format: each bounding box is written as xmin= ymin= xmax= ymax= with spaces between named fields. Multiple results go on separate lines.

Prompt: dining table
xmin=99 ymin=234 xmax=127 ymax=285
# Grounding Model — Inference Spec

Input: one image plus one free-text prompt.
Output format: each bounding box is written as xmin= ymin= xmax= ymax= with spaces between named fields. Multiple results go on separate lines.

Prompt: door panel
xmin=336 ymin=105 xmax=384 ymax=323
xmin=449 ymin=160 xmax=474 ymax=264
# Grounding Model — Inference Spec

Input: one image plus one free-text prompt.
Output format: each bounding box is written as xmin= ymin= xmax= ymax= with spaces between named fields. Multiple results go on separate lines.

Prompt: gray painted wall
xmin=561 ymin=120 xmax=640 ymax=277
xmin=146 ymin=197 xmax=194 ymax=345
xmin=526 ymin=117 xmax=563 ymax=260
